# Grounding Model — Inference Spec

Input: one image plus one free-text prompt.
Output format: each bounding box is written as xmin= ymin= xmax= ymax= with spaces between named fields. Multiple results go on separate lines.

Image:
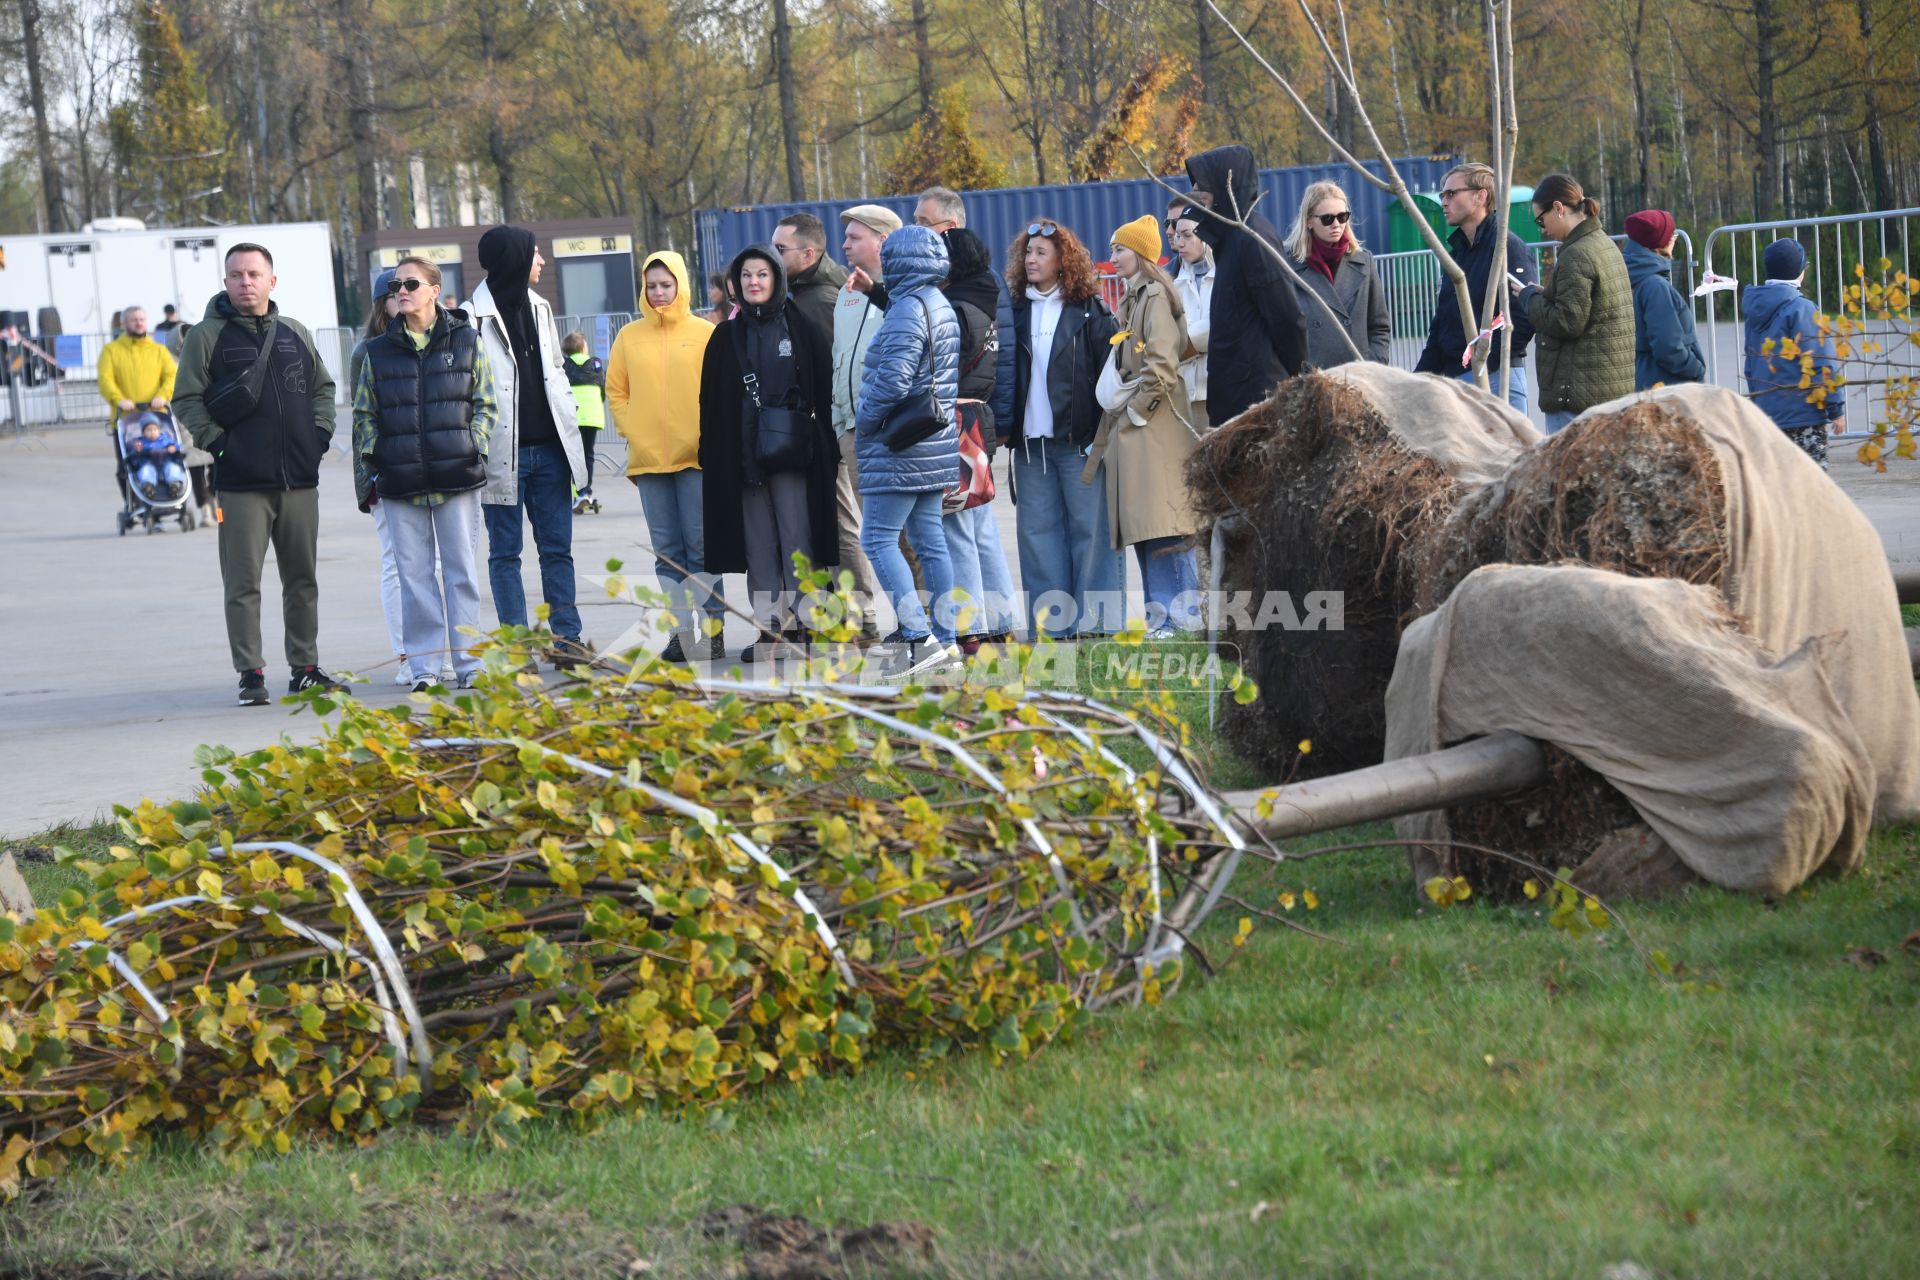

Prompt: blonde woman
xmin=1284 ymin=180 xmax=1389 ymax=368
xmin=1085 ymin=215 xmax=1202 ymax=636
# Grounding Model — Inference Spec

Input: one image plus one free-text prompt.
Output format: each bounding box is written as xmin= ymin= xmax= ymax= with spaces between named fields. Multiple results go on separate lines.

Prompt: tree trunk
xmin=1384 ymin=11 xmax=1413 ymax=156
xmin=771 ymin=0 xmax=805 ymax=201
xmin=337 ymin=0 xmax=382 ymax=236
xmin=1853 ymin=0 xmax=1894 ymax=209
xmin=1630 ymin=0 xmax=1650 ymax=207
xmin=1664 ymin=24 xmax=1697 ymax=226
xmin=489 ymin=119 xmax=517 ymax=222
xmin=1194 ymin=0 xmax=1214 ymax=106
xmin=17 ymin=0 xmax=68 ymax=231
xmin=910 ymin=0 xmax=936 ymax=119
xmin=1754 ymin=0 xmax=1781 ymax=217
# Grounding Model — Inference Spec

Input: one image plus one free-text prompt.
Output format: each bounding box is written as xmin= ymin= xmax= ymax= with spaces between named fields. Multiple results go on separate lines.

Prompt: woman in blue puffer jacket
xmin=854 ymin=225 xmax=961 ymax=671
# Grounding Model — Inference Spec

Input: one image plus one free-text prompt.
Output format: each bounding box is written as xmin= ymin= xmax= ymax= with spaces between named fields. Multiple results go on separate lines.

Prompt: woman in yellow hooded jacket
xmin=608 ymin=250 xmax=724 ymax=662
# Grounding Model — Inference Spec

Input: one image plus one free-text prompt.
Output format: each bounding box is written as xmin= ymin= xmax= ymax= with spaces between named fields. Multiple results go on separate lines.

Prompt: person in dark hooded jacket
xmin=699 ymin=246 xmax=840 ymax=661
xmin=469 ymin=226 xmax=592 ymax=665
xmin=937 ymin=226 xmax=1018 ymax=646
xmin=1183 ymin=144 xmax=1307 ymax=425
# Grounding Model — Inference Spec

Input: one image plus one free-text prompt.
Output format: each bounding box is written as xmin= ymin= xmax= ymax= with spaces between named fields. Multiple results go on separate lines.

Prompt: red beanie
xmin=1624 ymin=209 xmax=1675 ymax=251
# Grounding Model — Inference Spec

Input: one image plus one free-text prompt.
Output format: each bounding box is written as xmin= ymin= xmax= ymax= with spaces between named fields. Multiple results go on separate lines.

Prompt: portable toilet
xmin=1388 ymin=186 xmax=1543 ymax=253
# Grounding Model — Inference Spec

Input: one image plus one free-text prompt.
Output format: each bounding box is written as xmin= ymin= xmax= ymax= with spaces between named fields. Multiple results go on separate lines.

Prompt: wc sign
xmin=48 ymin=242 xmax=92 ymax=264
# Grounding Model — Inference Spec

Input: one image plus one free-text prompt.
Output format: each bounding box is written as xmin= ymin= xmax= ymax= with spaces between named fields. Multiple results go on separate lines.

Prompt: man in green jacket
xmin=173 ymin=242 xmax=345 ymax=706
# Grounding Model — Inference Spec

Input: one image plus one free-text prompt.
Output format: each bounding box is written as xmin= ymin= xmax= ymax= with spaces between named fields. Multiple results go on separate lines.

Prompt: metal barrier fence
xmin=1701 ymin=208 xmax=1918 ymax=434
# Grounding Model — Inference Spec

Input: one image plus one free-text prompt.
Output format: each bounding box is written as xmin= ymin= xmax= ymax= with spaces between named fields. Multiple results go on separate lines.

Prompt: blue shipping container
xmin=694 ymin=155 xmax=1462 ymax=285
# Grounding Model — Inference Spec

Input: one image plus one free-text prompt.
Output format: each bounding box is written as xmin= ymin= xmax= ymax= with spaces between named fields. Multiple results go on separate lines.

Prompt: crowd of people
xmin=93 ymin=144 xmax=1847 ymax=704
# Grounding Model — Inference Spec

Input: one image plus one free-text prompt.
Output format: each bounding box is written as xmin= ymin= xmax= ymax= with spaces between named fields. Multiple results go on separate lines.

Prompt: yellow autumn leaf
xmin=1277 ymin=891 xmax=1296 ymax=911
xmin=1109 ymin=330 xmax=1131 ymax=347
xmin=1302 ymin=889 xmax=1319 ymax=910
xmin=1297 ymin=739 xmax=1312 ymax=755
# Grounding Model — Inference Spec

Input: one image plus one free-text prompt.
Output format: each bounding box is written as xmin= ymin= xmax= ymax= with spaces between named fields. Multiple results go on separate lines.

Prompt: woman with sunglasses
xmin=350 ymin=256 xmax=496 ymax=691
xmin=1284 ymin=181 xmax=1389 ymax=369
xmin=1086 ymin=215 xmax=1202 ymax=637
xmin=1006 ymin=218 xmax=1123 ymax=640
xmin=1509 ymin=172 xmax=1634 ymax=433
xmin=347 ymin=270 xmax=419 ymax=686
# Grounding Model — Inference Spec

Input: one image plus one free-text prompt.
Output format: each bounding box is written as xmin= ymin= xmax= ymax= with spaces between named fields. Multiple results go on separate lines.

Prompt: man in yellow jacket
xmin=98 ymin=305 xmax=178 ymax=413
xmin=607 ymin=250 xmax=723 ymax=663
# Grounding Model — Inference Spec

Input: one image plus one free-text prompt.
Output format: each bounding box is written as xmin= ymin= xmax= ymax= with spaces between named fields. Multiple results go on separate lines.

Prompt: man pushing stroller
xmin=99 ymin=303 xmax=215 ymax=520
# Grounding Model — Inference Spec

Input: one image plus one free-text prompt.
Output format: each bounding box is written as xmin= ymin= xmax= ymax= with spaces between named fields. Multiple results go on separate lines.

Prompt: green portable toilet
xmin=1388 ymin=187 xmax=1543 ymax=254
xmin=1388 ymin=193 xmax=1449 ymax=253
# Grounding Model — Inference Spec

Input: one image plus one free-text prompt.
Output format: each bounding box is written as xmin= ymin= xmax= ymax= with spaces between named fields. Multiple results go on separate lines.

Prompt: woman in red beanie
xmin=1622 ymin=209 xmax=1705 ymax=391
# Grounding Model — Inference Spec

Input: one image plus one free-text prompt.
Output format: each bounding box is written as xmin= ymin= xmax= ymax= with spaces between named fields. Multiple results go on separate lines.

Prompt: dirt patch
xmin=698 ymin=1204 xmax=937 ymax=1280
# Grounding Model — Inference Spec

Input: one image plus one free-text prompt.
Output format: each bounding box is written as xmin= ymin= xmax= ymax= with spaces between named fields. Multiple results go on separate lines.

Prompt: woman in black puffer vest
xmin=351 ymin=255 xmax=498 ymax=691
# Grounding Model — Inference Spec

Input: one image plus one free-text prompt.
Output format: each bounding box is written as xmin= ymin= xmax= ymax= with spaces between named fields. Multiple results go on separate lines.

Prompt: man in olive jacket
xmin=173 ymin=242 xmax=344 ymax=706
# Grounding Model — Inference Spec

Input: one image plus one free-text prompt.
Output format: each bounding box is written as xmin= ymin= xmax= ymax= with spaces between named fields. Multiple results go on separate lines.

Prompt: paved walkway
xmin=0 ymin=423 xmax=1046 ymax=837
xmin=3 ymin=418 xmax=1916 ymax=838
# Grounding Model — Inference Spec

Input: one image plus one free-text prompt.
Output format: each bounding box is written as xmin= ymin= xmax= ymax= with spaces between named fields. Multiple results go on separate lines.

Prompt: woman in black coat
xmin=699 ymin=245 xmax=839 ymax=660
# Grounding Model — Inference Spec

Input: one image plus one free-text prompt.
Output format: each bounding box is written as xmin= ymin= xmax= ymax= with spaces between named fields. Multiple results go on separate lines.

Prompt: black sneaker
xmin=657 ymin=635 xmax=687 ymax=664
xmin=237 ymin=669 xmax=268 ymax=706
xmin=289 ymin=665 xmax=347 ymax=695
xmin=545 ymin=636 xmax=596 ymax=671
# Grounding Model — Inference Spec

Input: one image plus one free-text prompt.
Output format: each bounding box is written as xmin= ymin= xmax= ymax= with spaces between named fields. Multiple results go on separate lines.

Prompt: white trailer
xmin=0 ymin=219 xmax=339 ymax=338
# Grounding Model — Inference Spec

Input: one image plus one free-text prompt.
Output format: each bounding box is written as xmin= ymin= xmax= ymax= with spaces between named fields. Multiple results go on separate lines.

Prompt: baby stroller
xmin=114 ymin=409 xmax=198 ymax=535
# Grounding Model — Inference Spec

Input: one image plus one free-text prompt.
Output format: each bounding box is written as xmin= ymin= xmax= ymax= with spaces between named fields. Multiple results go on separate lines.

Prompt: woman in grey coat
xmin=1284 ymin=180 xmax=1390 ymax=369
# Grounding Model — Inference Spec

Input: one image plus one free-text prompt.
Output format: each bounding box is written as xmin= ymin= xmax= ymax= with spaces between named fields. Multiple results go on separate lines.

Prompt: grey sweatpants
xmin=742 ymin=472 xmax=814 ymax=632
xmin=218 ymin=486 xmax=321 ymax=672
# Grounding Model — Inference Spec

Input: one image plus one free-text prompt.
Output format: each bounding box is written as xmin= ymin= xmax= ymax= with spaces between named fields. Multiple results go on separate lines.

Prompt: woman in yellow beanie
xmin=1084 ymin=214 xmax=1202 ymax=636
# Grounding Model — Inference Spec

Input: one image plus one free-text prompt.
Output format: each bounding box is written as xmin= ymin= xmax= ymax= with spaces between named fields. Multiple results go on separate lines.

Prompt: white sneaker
xmin=896 ymin=640 xmax=962 ymax=680
xmin=394 ymin=660 xmax=414 ymax=686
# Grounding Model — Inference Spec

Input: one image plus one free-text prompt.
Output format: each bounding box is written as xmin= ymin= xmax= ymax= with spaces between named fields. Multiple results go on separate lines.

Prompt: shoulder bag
xmin=734 ymin=323 xmax=813 ymax=474
xmin=878 ymin=296 xmax=952 ymax=453
xmin=203 ymin=317 xmax=281 ymax=429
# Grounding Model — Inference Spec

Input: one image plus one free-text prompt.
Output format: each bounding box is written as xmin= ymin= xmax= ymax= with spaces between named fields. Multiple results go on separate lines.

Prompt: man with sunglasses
xmin=1412 ymin=161 xmax=1536 ymax=412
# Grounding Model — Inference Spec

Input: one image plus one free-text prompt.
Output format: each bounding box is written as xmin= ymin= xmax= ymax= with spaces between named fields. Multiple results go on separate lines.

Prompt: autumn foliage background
xmin=0 ymin=0 xmax=1913 ymax=276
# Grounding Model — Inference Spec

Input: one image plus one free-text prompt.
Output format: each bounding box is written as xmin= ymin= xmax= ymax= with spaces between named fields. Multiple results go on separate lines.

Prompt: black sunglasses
xmin=1026 ymin=222 xmax=1058 ymax=237
xmin=1437 ymin=187 xmax=1474 ymax=201
xmin=387 ymin=278 xmax=427 ymax=294
xmin=1315 ymin=211 xmax=1351 ymax=227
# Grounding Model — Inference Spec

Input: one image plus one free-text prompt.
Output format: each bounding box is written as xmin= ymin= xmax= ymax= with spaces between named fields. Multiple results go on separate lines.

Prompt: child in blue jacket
xmin=1743 ymin=238 xmax=1844 ymax=468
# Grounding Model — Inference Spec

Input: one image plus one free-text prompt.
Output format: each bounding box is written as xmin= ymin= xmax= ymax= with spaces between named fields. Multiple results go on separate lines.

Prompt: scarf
xmin=1306 ymin=235 xmax=1348 ymax=284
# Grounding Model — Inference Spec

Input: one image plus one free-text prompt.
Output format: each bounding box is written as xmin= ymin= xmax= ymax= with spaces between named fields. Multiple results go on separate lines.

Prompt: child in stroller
xmin=115 ymin=410 xmax=198 ymax=533
xmin=129 ymin=417 xmax=187 ymax=499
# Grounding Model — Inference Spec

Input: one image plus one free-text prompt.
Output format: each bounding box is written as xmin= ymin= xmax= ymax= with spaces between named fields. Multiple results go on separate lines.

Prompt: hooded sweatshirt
xmin=1183 ymin=144 xmax=1307 ymax=422
xmin=729 ymin=246 xmax=798 ymax=485
xmin=478 ymin=225 xmax=558 ymax=447
xmin=608 ymin=250 xmax=715 ymax=475
xmin=1742 ymin=278 xmax=1843 ymax=431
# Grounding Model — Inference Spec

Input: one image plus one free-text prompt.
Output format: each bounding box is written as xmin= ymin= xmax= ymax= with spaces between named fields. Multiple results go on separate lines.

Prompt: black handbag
xmin=742 ymin=371 xmax=813 ymax=473
xmin=203 ymin=318 xmax=280 ymax=429
xmin=878 ymin=297 xmax=950 ymax=453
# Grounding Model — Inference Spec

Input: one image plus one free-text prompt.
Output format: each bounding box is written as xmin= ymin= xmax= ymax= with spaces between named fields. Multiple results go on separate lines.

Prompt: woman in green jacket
xmin=1513 ymin=173 xmax=1634 ymax=433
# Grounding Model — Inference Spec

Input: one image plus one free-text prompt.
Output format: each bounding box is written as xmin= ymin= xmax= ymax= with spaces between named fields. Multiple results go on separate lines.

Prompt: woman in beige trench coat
xmin=1084 ymin=214 xmax=1203 ymax=636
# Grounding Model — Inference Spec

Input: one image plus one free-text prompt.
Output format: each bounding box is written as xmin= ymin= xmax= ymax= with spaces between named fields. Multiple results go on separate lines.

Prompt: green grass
xmin=1 ymin=819 xmax=113 ymax=907
xmin=6 ymin=814 xmax=1919 ymax=1278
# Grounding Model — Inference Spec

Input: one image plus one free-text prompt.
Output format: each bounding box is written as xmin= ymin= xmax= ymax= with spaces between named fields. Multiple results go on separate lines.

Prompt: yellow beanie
xmin=1111 ymin=214 xmax=1162 ymax=265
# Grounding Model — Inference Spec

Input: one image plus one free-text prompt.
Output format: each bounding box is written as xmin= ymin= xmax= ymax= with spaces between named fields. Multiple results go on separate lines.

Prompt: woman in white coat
xmin=1167 ymin=198 xmax=1214 ymax=432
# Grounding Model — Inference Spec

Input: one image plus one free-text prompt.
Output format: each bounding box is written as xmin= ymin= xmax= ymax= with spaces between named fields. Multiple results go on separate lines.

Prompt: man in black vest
xmin=174 ymin=243 xmax=345 ymax=706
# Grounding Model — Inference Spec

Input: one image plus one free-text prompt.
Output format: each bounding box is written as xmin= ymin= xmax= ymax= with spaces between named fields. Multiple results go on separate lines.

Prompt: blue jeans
xmin=1455 ymin=364 xmax=1529 ymax=414
xmin=861 ymin=488 xmax=955 ymax=644
xmin=633 ymin=469 xmax=724 ymax=632
xmin=1134 ymin=536 xmax=1202 ymax=631
xmin=1543 ymin=409 xmax=1576 ymax=434
xmin=1013 ymin=436 xmax=1126 ymax=638
xmin=941 ymin=503 xmax=1019 ymax=637
xmin=483 ymin=441 xmax=580 ymax=640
